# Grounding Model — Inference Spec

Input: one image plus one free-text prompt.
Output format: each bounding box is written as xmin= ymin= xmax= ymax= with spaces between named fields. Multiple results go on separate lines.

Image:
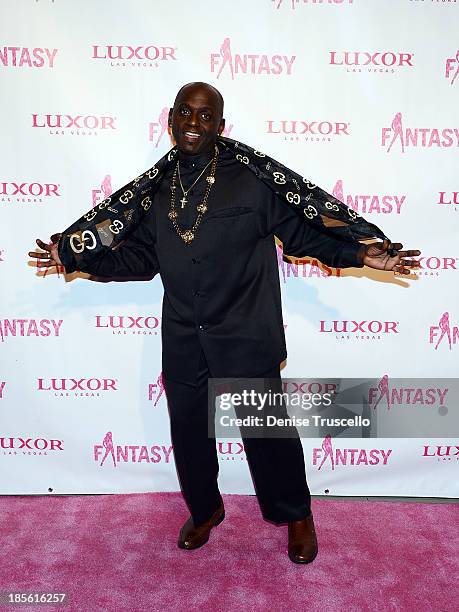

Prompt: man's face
xmin=169 ymin=85 xmax=225 ymax=155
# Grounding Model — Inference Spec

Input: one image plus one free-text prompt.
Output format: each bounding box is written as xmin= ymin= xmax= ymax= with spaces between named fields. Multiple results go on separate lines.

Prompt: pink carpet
xmin=0 ymin=493 xmax=457 ymax=611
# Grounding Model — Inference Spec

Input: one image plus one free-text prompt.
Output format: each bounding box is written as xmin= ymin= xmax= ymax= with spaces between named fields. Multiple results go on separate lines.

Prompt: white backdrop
xmin=1 ymin=0 xmax=458 ymax=497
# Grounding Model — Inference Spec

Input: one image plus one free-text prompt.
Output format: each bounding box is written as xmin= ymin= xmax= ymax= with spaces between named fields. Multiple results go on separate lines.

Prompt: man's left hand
xmin=361 ymin=239 xmax=421 ymax=275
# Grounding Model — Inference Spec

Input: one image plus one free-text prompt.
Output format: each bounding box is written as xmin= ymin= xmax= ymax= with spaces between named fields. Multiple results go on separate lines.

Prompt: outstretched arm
xmin=29 ymin=218 xmax=159 ymax=279
xmin=264 ymin=191 xmax=365 ymax=269
xmin=264 ymin=191 xmax=420 ymax=273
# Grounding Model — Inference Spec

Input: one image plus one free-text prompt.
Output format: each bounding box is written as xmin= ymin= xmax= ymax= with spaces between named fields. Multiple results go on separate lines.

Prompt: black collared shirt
xmin=77 ymin=147 xmax=364 ymax=383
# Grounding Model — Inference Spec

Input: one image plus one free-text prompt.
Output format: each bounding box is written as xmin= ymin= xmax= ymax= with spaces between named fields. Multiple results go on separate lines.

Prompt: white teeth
xmin=185 ymin=131 xmax=200 ymax=138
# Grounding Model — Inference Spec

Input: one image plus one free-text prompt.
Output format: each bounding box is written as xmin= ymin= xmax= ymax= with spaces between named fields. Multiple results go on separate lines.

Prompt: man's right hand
xmin=28 ymin=233 xmax=63 ymax=269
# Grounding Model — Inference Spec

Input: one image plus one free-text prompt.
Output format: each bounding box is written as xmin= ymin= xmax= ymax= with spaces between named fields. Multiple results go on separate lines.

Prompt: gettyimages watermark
xmin=207 ymin=377 xmax=459 ymax=438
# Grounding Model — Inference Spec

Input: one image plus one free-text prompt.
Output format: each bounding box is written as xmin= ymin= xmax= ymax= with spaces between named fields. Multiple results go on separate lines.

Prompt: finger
xmin=399 ymin=249 xmax=421 ymax=257
xmin=36 ymin=239 xmax=51 ymax=251
xmin=50 ymin=233 xmax=62 ymax=243
xmin=29 ymin=251 xmax=53 ymax=259
xmin=387 ymin=242 xmax=403 ymax=258
xmin=36 ymin=259 xmax=56 ymax=268
xmin=394 ymin=266 xmax=411 ymax=275
xmin=399 ymin=259 xmax=421 ymax=267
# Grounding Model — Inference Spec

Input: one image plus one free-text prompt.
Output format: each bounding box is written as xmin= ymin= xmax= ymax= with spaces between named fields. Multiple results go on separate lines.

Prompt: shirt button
xmin=198 ymin=324 xmax=207 ymax=331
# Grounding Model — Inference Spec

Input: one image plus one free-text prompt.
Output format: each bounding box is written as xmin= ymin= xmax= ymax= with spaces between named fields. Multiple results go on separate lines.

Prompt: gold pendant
xmin=181 ymin=230 xmax=194 ymax=244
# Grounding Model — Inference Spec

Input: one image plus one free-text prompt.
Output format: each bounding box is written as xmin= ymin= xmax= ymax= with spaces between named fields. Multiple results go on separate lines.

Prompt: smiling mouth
xmin=183 ymin=131 xmax=201 ymax=141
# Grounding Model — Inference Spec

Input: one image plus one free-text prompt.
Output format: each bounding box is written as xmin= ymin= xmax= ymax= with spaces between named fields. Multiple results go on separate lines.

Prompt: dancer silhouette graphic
xmin=372 ymin=374 xmax=390 ymax=410
xmin=100 ymin=431 xmax=117 ymax=467
xmin=435 ymin=312 xmax=452 ymax=350
xmin=155 ymin=107 xmax=169 ymax=147
xmin=318 ymin=435 xmax=335 ymax=471
xmin=217 ymin=38 xmax=234 ymax=80
xmin=387 ymin=112 xmax=405 ymax=153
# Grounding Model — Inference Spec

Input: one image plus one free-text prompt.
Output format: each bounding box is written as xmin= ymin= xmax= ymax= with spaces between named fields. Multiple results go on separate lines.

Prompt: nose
xmin=186 ymin=110 xmax=200 ymax=128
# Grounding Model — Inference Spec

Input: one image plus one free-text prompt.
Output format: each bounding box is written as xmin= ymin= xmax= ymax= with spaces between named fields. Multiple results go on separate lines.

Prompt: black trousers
xmin=163 ymin=349 xmax=311 ymax=527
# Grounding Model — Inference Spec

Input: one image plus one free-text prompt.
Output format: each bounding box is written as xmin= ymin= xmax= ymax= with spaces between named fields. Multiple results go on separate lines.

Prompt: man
xmin=29 ymin=82 xmax=420 ymax=564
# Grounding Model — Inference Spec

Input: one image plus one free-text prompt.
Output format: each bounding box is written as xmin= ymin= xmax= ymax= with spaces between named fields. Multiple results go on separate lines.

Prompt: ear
xmin=168 ymin=108 xmax=173 ymax=127
xmin=218 ymin=117 xmax=225 ymax=136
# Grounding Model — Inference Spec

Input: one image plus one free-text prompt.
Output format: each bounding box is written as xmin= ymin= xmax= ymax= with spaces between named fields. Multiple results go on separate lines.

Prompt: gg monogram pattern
xmin=58 ymin=136 xmax=388 ymax=273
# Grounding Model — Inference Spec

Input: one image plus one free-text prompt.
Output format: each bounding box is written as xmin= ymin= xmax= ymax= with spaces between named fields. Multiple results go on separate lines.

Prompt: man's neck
xmin=177 ymin=144 xmax=217 ymax=168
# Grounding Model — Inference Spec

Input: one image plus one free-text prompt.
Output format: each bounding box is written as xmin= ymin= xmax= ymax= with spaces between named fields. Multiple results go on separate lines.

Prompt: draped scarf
xmin=58 ymin=136 xmax=389 ymax=273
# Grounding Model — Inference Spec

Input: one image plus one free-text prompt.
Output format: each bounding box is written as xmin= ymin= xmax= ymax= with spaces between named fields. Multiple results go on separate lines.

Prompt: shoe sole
xmin=177 ymin=511 xmax=225 ymax=550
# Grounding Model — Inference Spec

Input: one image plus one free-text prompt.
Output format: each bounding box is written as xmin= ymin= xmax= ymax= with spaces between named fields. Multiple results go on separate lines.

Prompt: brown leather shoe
xmin=178 ymin=502 xmax=225 ymax=550
xmin=288 ymin=514 xmax=318 ymax=564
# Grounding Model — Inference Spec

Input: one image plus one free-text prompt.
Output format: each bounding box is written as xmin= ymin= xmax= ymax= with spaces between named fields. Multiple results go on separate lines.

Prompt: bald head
xmin=168 ymin=81 xmax=226 ymax=155
xmin=173 ymin=82 xmax=224 ymax=118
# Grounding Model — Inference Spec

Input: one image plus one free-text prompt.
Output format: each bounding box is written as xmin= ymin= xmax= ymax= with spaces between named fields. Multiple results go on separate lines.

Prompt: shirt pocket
xmin=206 ymin=206 xmax=254 ymax=219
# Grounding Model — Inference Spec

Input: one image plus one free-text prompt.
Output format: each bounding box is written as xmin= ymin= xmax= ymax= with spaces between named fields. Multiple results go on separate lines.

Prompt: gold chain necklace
xmin=168 ymin=145 xmax=219 ymax=244
xmin=177 ymin=157 xmax=214 ymax=208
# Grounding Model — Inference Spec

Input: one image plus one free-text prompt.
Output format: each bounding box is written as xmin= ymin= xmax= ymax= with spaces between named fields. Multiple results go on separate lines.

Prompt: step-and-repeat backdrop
xmin=1 ymin=0 xmax=458 ymax=497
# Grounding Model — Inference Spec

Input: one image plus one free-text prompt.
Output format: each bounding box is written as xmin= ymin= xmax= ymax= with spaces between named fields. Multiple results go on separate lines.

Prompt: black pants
xmin=163 ymin=349 xmax=311 ymax=527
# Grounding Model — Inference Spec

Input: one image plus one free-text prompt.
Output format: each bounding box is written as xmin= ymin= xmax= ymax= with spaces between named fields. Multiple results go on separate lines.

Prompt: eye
xmin=179 ymin=107 xmax=190 ymax=116
xmin=201 ymin=112 xmax=211 ymax=121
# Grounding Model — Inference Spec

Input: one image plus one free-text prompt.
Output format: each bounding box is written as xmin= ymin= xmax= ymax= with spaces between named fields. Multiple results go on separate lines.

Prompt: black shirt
xmin=77 ymin=146 xmax=364 ymax=384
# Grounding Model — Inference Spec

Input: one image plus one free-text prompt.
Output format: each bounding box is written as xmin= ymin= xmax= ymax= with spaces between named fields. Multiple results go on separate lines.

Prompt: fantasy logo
xmin=277 ymin=244 xmax=342 ymax=280
xmin=94 ymin=315 xmax=160 ymax=336
xmin=445 ymin=50 xmax=459 ymax=85
xmin=210 ymin=37 xmax=296 ymax=79
xmin=369 ymin=374 xmax=448 ymax=411
xmin=329 ymin=51 xmax=414 ymax=73
xmin=0 ymin=181 xmax=60 ymax=204
xmin=38 ymin=378 xmax=117 ymax=398
xmin=272 ymin=0 xmax=354 ymax=8
xmin=267 ymin=120 xmax=349 ymax=142
xmin=332 ymin=179 xmax=405 ymax=215
xmin=0 ymin=382 xmax=5 ymax=399
xmin=148 ymin=107 xmax=234 ymax=147
xmin=0 ymin=46 xmax=57 ymax=68
xmin=1 ymin=435 xmax=64 ymax=456
xmin=91 ymin=44 xmax=177 ymax=68
xmin=149 ymin=107 xmax=169 ymax=147
xmin=312 ymin=435 xmax=392 ymax=470
xmin=92 ymin=175 xmax=112 ymax=207
xmin=381 ymin=112 xmax=459 ymax=153
xmin=422 ymin=444 xmax=459 ymax=462
xmin=148 ymin=372 xmax=165 ymax=405
xmin=319 ymin=319 xmax=399 ymax=340
xmin=94 ymin=431 xmax=173 ymax=467
xmin=32 ymin=113 xmax=117 ymax=136
xmin=429 ymin=312 xmax=459 ymax=350
xmin=0 ymin=319 xmax=63 ymax=342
